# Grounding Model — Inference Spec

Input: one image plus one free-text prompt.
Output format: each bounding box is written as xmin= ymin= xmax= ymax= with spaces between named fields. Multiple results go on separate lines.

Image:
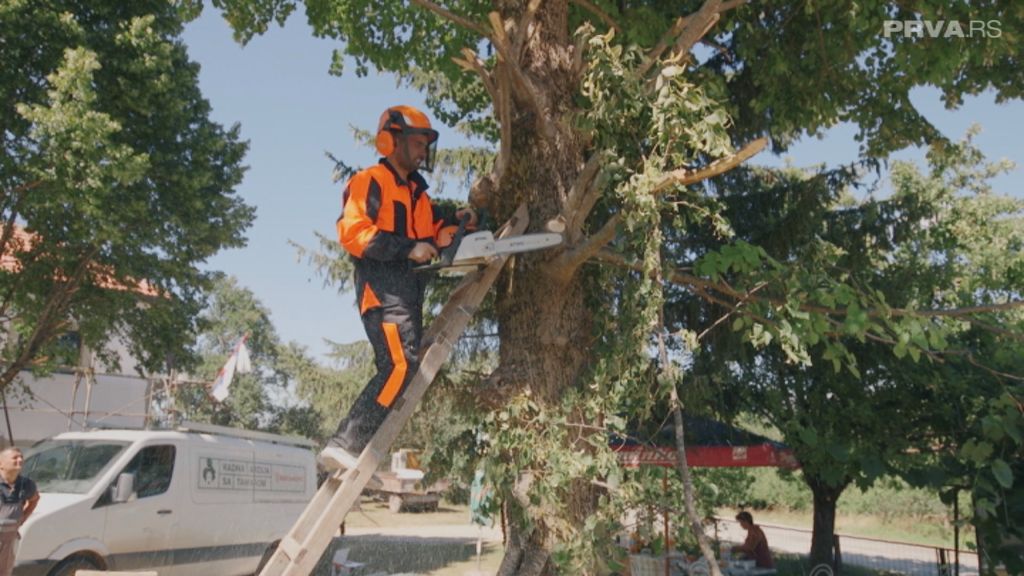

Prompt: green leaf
xmin=732 ymin=317 xmax=745 ymax=331
xmin=991 ymin=459 xmax=1014 ymax=489
xmin=798 ymin=427 xmax=819 ymax=446
xmin=908 ymin=346 xmax=921 ymax=362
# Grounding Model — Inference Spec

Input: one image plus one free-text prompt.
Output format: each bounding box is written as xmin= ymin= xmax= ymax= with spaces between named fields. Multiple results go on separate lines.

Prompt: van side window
xmin=123 ymin=445 xmax=175 ymax=498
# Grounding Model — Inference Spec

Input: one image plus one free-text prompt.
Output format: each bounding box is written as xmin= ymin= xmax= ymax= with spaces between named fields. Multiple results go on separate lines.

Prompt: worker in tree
xmin=320 ymin=105 xmax=476 ymax=471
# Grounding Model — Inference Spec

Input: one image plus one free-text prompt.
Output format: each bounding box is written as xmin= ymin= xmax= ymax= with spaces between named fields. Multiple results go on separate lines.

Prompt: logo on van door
xmin=202 ymin=458 xmax=217 ymax=482
xmin=197 ymin=456 xmax=304 ymax=493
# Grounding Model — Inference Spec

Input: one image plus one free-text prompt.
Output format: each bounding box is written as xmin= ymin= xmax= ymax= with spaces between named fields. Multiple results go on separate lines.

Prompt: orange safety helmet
xmin=375 ymin=105 xmax=439 ymax=172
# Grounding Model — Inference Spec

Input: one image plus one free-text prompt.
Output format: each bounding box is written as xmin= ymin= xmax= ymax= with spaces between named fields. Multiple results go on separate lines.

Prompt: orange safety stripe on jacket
xmin=338 ymin=163 xmax=438 ymax=258
xmin=376 ymin=322 xmax=408 ymax=407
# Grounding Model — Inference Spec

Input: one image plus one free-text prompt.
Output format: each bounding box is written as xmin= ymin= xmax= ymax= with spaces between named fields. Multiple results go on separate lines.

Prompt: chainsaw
xmin=414 ymin=214 xmax=562 ymax=273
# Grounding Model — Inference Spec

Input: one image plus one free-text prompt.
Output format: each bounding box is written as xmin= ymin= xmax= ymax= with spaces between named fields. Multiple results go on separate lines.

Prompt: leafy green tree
xmin=0 ymin=1 xmax=253 ymax=392
xmin=210 ymin=0 xmax=1022 ymax=573
xmin=172 ymin=274 xmax=367 ymax=441
xmin=679 ymin=135 xmax=1023 ymax=568
xmin=172 ymin=274 xmax=283 ymax=429
xmin=276 ymin=338 xmax=373 ymax=440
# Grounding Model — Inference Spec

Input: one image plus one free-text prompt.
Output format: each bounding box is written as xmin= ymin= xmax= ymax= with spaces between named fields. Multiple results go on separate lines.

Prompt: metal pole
xmin=663 ymin=468 xmax=670 ymax=576
xmin=1 ymin=388 xmax=13 ymax=446
xmin=69 ymin=370 xmax=82 ymax=431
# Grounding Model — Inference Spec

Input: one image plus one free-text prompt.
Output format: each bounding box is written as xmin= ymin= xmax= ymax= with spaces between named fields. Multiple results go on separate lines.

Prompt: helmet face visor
xmin=421 ymin=133 xmax=438 ymax=172
xmin=407 ymin=127 xmax=438 ymax=172
xmin=394 ymin=130 xmax=439 ymax=173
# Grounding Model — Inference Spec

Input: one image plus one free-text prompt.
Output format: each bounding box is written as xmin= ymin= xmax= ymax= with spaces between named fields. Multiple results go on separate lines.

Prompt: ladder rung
xmin=279 ymin=536 xmax=306 ymax=564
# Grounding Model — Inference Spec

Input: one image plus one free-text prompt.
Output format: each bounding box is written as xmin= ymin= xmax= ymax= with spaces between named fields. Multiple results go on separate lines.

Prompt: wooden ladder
xmin=257 ymin=205 xmax=528 ymax=576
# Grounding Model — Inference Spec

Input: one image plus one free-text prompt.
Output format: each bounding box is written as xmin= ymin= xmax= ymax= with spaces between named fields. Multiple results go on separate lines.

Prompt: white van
xmin=14 ymin=422 xmax=316 ymax=576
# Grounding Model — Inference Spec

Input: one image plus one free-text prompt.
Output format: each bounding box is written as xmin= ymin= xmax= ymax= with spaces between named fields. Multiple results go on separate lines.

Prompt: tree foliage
xmin=0 ymin=0 xmax=253 ymax=392
xmin=168 ymin=274 xmax=367 ymax=441
xmin=210 ymin=0 xmax=1023 ymax=572
xmin=672 ymin=132 xmax=1023 ymax=566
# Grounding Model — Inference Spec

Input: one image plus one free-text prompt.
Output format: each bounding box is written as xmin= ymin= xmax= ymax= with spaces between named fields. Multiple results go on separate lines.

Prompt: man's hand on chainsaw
xmin=408 ymin=242 xmax=439 ymax=264
xmin=455 ymin=207 xmax=478 ymax=229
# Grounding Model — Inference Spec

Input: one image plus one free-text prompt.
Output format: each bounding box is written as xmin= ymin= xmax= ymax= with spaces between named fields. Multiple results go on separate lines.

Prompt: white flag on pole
xmin=211 ymin=335 xmax=252 ymax=402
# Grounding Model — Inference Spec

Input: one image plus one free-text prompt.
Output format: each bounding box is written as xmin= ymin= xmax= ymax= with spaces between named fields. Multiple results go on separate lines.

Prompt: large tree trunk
xmin=807 ymin=474 xmax=849 ymax=570
xmin=490 ymin=2 xmax=593 ymax=574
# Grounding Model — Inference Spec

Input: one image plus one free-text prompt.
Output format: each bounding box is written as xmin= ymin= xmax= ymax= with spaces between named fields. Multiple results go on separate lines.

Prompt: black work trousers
xmin=332 ymin=302 xmax=422 ymax=454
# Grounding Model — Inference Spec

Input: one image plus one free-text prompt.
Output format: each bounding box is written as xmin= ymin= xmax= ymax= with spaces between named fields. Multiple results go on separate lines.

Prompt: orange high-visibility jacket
xmin=337 ymin=159 xmax=455 ymax=314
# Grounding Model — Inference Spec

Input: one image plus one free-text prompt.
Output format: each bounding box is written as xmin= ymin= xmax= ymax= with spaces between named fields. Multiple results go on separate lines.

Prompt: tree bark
xmin=806 ymin=474 xmax=849 ymax=570
xmin=488 ymin=2 xmax=596 ymax=574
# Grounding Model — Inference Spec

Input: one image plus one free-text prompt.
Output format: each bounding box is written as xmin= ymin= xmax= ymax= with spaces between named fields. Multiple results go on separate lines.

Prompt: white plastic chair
xmin=331 ymin=547 xmax=367 ymax=576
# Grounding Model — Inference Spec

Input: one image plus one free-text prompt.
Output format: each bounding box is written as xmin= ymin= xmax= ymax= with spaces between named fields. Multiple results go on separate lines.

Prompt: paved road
xmin=717 ymin=520 xmax=979 ymax=576
xmin=331 ymin=512 xmax=979 ymax=575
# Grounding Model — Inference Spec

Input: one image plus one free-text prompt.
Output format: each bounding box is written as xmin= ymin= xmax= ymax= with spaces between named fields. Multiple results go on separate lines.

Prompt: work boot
xmin=318 ymin=444 xmax=382 ymax=489
xmin=318 ymin=445 xmax=359 ymax=472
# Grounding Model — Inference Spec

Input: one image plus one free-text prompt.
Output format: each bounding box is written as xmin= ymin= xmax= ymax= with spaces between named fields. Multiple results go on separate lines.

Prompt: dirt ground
xmin=314 ymin=499 xmax=505 ymax=576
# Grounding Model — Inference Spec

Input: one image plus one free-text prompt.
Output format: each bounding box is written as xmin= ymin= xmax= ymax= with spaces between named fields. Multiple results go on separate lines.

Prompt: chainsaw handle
xmin=437 ymin=212 xmax=472 ymax=268
xmin=414 ymin=212 xmax=471 ymax=272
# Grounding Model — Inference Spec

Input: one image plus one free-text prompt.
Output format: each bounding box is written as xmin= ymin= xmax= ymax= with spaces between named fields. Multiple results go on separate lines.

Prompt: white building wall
xmin=2 ymin=332 xmax=153 ymax=447
xmin=3 ymin=371 xmax=150 ymax=447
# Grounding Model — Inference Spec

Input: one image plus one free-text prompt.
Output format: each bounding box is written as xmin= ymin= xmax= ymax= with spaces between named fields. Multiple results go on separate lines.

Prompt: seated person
xmin=731 ymin=511 xmax=774 ymax=568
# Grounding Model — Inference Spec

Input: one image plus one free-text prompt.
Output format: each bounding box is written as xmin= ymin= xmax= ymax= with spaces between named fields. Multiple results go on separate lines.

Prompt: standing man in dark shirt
xmin=732 ymin=511 xmax=774 ymax=569
xmin=0 ymin=447 xmax=39 ymax=576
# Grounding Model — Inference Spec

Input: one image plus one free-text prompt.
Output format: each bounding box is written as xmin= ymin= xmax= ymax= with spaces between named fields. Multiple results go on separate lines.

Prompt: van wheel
xmin=49 ymin=556 xmax=101 ymax=576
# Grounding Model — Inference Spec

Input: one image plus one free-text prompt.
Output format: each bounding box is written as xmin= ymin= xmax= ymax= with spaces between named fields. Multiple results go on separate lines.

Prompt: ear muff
xmin=375 ymin=130 xmax=395 ymax=156
xmin=374 ymin=109 xmax=404 ymax=156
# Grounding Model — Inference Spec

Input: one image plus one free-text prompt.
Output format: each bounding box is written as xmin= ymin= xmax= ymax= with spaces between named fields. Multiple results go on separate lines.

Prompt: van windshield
xmin=23 ymin=440 xmax=129 ymax=494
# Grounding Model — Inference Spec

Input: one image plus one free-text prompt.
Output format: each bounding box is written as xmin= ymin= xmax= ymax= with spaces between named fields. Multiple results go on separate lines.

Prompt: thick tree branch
xmin=638 ymin=16 xmax=688 ymax=78
xmin=571 ymin=0 xmax=621 ymax=33
xmin=673 ymin=7 xmax=721 ymax=60
xmin=453 ymin=48 xmax=499 ymax=109
xmin=639 ymin=0 xmax=749 ymax=77
xmin=513 ymin=0 xmax=544 ymax=57
xmin=487 ymin=11 xmax=553 ymax=143
xmin=563 ymin=151 xmax=605 ymax=240
xmin=549 ymin=213 xmax=620 ymax=283
xmin=410 ymin=0 xmax=490 ymax=38
xmin=654 ymin=137 xmax=768 ymax=193
xmin=550 ymin=139 xmax=767 ymax=286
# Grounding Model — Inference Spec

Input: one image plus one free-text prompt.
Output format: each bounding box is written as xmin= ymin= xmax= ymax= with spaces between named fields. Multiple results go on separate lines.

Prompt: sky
xmin=181 ymin=8 xmax=1023 ymax=364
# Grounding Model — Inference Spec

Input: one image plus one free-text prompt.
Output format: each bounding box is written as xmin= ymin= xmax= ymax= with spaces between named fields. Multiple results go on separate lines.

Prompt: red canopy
xmin=611 ymin=416 xmax=799 ymax=469
xmin=614 ymin=443 xmax=798 ymax=469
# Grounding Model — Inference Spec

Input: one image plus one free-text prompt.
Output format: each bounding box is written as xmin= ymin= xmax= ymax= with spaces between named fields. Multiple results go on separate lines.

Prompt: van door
xmin=176 ymin=438 xmax=258 ymax=575
xmin=101 ymin=443 xmax=184 ymax=575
